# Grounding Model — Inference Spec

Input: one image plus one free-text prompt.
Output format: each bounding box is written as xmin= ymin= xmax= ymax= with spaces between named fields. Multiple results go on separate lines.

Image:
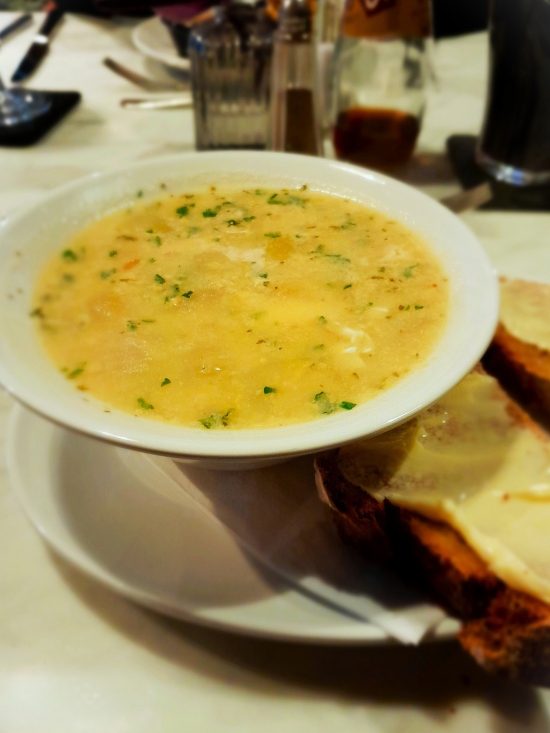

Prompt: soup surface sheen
xmin=32 ymin=187 xmax=448 ymax=429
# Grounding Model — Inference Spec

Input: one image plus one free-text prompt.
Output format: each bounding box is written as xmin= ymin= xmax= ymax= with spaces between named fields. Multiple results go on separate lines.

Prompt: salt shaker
xmin=188 ymin=0 xmax=275 ymax=150
xmin=268 ymin=0 xmax=323 ymax=156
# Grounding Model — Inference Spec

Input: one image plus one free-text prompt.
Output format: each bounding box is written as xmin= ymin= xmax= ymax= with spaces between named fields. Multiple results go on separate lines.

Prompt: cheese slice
xmin=338 ymin=373 xmax=550 ymax=604
xmin=500 ymin=278 xmax=550 ymax=352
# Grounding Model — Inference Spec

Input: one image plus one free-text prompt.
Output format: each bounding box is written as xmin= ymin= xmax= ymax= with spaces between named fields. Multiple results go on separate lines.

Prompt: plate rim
xmin=132 ymin=16 xmax=191 ymax=71
xmin=6 ymin=403 xmax=459 ymax=645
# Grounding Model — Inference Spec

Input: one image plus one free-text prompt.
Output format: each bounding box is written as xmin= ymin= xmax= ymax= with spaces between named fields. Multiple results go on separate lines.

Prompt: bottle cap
xmin=277 ymin=0 xmax=312 ymax=41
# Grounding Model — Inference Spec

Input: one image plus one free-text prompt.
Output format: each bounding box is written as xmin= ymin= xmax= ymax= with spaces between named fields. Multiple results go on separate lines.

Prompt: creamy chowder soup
xmin=32 ymin=186 xmax=449 ymax=429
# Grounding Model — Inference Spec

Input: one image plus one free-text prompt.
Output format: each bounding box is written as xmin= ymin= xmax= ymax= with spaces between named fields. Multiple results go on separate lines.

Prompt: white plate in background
xmin=132 ymin=17 xmax=190 ymax=71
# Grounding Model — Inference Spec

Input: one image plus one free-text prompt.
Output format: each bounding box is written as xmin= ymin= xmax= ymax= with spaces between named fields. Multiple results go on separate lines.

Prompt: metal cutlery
xmin=103 ymin=57 xmax=188 ymax=93
xmin=11 ymin=9 xmax=64 ymax=84
xmin=0 ymin=13 xmax=32 ymax=47
xmin=120 ymin=95 xmax=192 ymax=110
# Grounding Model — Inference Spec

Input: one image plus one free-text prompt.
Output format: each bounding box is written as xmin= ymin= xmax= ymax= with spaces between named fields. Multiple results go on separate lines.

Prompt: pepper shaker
xmin=268 ymin=0 xmax=323 ymax=156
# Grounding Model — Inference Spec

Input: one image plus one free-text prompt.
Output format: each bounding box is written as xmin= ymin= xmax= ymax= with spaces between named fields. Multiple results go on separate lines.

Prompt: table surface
xmin=1 ymin=13 xmax=550 ymax=733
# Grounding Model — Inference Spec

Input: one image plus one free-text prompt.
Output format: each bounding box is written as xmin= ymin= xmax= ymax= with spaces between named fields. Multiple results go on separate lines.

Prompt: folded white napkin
xmin=123 ymin=452 xmax=448 ymax=644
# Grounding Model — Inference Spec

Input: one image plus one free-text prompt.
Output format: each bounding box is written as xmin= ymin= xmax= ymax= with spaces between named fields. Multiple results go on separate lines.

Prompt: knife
xmin=11 ymin=9 xmax=64 ymax=84
xmin=0 ymin=13 xmax=32 ymax=46
xmin=120 ymin=95 xmax=193 ymax=110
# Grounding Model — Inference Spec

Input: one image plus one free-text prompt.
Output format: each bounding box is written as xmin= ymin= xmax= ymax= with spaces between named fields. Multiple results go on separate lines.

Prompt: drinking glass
xmin=188 ymin=1 xmax=274 ymax=150
xmin=476 ymin=0 xmax=550 ymax=186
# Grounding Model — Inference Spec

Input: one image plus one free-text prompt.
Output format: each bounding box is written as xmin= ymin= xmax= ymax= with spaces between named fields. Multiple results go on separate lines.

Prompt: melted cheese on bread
xmin=500 ymin=278 xmax=550 ymax=352
xmin=338 ymin=373 xmax=550 ymax=604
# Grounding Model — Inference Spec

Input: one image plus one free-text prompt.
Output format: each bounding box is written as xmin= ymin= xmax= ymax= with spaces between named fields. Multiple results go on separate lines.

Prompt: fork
xmin=103 ymin=57 xmax=187 ymax=93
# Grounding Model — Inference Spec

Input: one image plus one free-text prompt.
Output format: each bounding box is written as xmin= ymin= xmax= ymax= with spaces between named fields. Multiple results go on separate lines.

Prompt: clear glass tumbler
xmin=188 ymin=1 xmax=274 ymax=150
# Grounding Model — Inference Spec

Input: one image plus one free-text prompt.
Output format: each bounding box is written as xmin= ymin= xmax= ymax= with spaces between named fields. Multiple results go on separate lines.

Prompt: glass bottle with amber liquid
xmin=331 ymin=0 xmax=431 ymax=171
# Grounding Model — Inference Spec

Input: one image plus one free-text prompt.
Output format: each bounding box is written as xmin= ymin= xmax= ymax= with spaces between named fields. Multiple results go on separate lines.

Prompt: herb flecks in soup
xmin=32 ymin=188 xmax=448 ymax=429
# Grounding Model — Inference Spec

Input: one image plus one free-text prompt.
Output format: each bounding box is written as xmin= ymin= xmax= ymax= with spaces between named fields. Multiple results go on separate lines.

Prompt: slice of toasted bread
xmin=315 ymin=377 xmax=550 ymax=687
xmin=483 ymin=279 xmax=550 ymax=429
xmin=483 ymin=323 xmax=550 ymax=431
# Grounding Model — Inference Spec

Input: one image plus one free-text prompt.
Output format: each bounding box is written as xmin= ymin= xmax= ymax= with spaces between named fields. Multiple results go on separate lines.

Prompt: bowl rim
xmin=0 ymin=150 xmax=499 ymax=459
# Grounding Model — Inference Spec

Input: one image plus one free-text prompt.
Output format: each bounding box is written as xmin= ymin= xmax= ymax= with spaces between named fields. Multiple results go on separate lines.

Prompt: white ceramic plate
xmin=7 ymin=404 xmax=460 ymax=644
xmin=132 ymin=17 xmax=190 ymax=71
xmin=0 ymin=151 xmax=498 ymax=469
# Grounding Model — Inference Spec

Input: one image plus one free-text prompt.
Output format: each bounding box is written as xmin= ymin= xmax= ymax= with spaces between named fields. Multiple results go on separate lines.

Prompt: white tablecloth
xmin=1 ymin=13 xmax=550 ymax=732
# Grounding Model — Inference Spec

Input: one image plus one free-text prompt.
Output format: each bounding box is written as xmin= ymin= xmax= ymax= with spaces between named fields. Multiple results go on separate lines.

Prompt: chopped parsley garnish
xmin=244 ymin=216 xmax=255 ymax=222
xmin=109 ymin=250 xmax=117 ymax=257
xmin=199 ymin=409 xmax=233 ymax=429
xmin=182 ymin=290 xmax=193 ymax=298
xmin=226 ymin=219 xmax=239 ymax=226
xmin=254 ymin=189 xmax=263 ymax=195
xmin=263 ymin=386 xmax=276 ymax=394
xmin=339 ymin=402 xmax=356 ymax=410
xmin=187 ymin=227 xmax=200 ymax=236
xmin=161 ymin=378 xmax=171 ymax=387
xmin=258 ymin=273 xmax=268 ymax=279
xmin=146 ymin=229 xmax=153 ymax=234
xmin=267 ymin=192 xmax=307 ymax=207
xmin=142 ymin=319 xmax=155 ymax=323
xmin=68 ymin=364 xmax=85 ymax=379
xmin=149 ymin=258 xmax=155 ymax=263
xmin=314 ymin=391 xmax=337 ymax=415
xmin=343 ymin=283 xmax=352 ymax=289
xmin=154 ymin=274 xmax=166 ymax=284
xmin=318 ymin=315 xmax=327 ymax=325
xmin=202 ymin=206 xmax=220 ymax=218
xmin=153 ymin=236 xmax=162 ymax=247
xmin=313 ymin=344 xmax=324 ymax=350
xmin=127 ymin=320 xmax=138 ymax=331
xmin=137 ymin=397 xmax=154 ymax=410
xmin=300 ymin=184 xmax=308 ymax=191
xmin=340 ymin=216 xmax=356 ymax=230
xmin=62 ymin=249 xmax=78 ymax=262
xmin=176 ymin=205 xmax=189 ymax=217
xmin=265 ymin=232 xmax=281 ymax=238
xmin=100 ymin=269 xmax=116 ymax=279
xmin=136 ymin=190 xmax=143 ymax=198
xmin=311 ymin=245 xmax=350 ymax=264
xmin=403 ymin=264 xmax=418 ymax=278
xmin=415 ymin=305 xmax=424 ymax=310
xmin=62 ymin=274 xmax=74 ymax=283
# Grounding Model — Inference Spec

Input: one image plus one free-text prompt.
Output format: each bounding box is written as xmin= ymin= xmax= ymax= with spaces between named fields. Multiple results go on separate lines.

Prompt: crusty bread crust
xmin=315 ymin=453 xmax=502 ymax=619
xmin=483 ymin=324 xmax=550 ymax=431
xmin=315 ymin=399 xmax=550 ymax=686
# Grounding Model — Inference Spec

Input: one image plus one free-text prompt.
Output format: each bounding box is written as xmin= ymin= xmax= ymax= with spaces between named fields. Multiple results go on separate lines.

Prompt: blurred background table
xmin=1 ymin=12 xmax=550 ymax=733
